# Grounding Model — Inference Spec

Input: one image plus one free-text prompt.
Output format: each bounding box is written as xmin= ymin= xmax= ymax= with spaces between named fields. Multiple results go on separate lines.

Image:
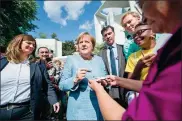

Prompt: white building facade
xmin=94 ymin=1 xmax=142 ymax=45
xmin=35 ymin=38 xmax=62 ymax=57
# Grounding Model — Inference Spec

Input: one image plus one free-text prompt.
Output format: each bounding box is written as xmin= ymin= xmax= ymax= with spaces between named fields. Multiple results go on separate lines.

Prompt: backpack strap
xmin=0 ymin=57 xmax=9 ymax=72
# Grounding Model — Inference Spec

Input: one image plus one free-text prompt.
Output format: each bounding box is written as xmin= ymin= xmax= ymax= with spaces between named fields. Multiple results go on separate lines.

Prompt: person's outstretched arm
xmin=89 ymin=80 xmax=126 ymax=120
xmin=100 ymin=75 xmax=143 ymax=92
xmin=117 ymin=77 xmax=143 ymax=92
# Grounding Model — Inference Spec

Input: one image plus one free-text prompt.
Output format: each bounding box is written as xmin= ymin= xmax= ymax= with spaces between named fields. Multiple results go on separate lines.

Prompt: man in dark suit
xmin=99 ymin=25 xmax=126 ymax=107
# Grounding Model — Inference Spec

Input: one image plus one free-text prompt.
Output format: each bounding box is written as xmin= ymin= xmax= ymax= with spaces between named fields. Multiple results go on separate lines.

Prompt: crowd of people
xmin=0 ymin=0 xmax=181 ymax=120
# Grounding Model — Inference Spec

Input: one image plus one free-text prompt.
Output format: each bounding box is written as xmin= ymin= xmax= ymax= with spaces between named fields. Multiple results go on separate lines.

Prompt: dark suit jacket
xmin=0 ymin=57 xmax=58 ymax=120
xmin=99 ymin=44 xmax=126 ymax=102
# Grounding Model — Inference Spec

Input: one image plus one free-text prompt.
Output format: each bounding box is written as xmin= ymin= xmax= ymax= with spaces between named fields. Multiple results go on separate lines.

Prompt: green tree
xmin=62 ymin=40 xmax=75 ymax=56
xmin=38 ymin=32 xmax=47 ymax=39
xmin=93 ymin=42 xmax=105 ymax=55
xmin=51 ymin=33 xmax=57 ymax=39
xmin=51 ymin=32 xmax=60 ymax=41
xmin=0 ymin=0 xmax=38 ymax=46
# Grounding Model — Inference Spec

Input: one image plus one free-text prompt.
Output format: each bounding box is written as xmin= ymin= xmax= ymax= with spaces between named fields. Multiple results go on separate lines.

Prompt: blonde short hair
xmin=54 ymin=59 xmax=63 ymax=65
xmin=76 ymin=32 xmax=96 ymax=49
xmin=121 ymin=11 xmax=141 ymax=27
xmin=6 ymin=34 xmax=36 ymax=63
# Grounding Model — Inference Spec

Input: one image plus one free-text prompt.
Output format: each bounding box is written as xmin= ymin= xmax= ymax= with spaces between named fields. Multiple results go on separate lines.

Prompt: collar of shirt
xmin=21 ymin=59 xmax=29 ymax=64
xmin=10 ymin=59 xmax=29 ymax=65
xmin=106 ymin=43 xmax=117 ymax=49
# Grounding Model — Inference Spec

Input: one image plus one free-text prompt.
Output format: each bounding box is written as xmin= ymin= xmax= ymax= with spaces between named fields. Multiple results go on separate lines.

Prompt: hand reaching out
xmin=88 ymin=79 xmax=104 ymax=92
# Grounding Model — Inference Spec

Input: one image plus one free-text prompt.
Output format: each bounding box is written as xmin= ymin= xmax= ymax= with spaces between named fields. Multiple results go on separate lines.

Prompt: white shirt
xmin=1 ymin=60 xmax=31 ymax=105
xmin=106 ymin=43 xmax=119 ymax=76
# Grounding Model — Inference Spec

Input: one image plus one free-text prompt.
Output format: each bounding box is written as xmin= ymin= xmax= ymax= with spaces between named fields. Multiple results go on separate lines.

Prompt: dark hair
xmin=46 ymin=57 xmax=52 ymax=62
xmin=134 ymin=22 xmax=156 ymax=39
xmin=135 ymin=22 xmax=148 ymax=29
xmin=50 ymin=49 xmax=54 ymax=53
xmin=37 ymin=47 xmax=49 ymax=53
xmin=101 ymin=25 xmax=115 ymax=35
xmin=0 ymin=46 xmax=6 ymax=53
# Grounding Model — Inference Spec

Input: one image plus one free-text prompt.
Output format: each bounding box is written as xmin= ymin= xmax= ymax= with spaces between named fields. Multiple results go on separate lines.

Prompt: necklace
xmin=141 ymin=50 xmax=145 ymax=57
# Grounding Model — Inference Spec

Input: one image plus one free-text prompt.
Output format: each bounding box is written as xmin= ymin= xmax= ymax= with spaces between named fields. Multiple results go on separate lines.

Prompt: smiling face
xmin=21 ymin=40 xmax=36 ymax=56
xmin=133 ymin=24 xmax=153 ymax=48
xmin=103 ymin=28 xmax=115 ymax=46
xmin=38 ymin=47 xmax=49 ymax=60
xmin=6 ymin=34 xmax=37 ymax=63
xmin=78 ymin=35 xmax=93 ymax=56
xmin=122 ymin=14 xmax=141 ymax=34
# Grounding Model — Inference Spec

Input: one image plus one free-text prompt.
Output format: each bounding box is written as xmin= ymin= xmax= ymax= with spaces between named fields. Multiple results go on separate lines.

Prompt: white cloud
xmin=43 ymin=1 xmax=91 ymax=26
xmin=102 ymin=8 xmax=122 ymax=15
xmin=79 ymin=20 xmax=93 ymax=31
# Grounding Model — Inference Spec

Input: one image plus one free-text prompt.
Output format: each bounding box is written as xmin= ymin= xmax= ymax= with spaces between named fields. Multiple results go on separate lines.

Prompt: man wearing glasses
xmin=121 ymin=11 xmax=171 ymax=60
xmin=125 ymin=22 xmax=156 ymax=104
xmin=126 ymin=23 xmax=156 ymax=81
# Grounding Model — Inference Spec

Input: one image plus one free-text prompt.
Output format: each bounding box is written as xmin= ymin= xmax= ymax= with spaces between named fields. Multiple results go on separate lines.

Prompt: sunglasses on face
xmin=133 ymin=28 xmax=151 ymax=38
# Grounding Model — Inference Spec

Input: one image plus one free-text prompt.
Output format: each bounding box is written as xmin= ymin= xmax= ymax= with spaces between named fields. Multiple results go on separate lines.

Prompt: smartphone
xmin=46 ymin=58 xmax=52 ymax=63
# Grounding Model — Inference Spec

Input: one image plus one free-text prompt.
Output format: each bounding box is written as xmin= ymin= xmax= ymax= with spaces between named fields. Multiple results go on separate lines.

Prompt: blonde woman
xmin=0 ymin=34 xmax=59 ymax=120
xmin=59 ymin=32 xmax=107 ymax=120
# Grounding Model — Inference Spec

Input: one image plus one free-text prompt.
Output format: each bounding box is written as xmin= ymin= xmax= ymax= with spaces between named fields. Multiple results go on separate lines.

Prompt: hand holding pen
xmin=74 ymin=68 xmax=91 ymax=83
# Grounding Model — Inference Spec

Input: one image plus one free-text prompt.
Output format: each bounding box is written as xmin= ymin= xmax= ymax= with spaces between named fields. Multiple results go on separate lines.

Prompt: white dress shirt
xmin=106 ymin=43 xmax=119 ymax=76
xmin=1 ymin=60 xmax=31 ymax=105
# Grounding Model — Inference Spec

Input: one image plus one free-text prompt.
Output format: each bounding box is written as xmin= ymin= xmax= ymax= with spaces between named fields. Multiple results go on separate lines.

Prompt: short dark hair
xmin=101 ymin=25 xmax=115 ymax=35
xmin=135 ymin=22 xmax=148 ymax=29
xmin=50 ymin=49 xmax=54 ymax=53
xmin=37 ymin=47 xmax=49 ymax=53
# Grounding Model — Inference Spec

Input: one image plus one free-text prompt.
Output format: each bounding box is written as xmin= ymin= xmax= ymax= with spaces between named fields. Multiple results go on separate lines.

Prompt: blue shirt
xmin=106 ymin=43 xmax=119 ymax=76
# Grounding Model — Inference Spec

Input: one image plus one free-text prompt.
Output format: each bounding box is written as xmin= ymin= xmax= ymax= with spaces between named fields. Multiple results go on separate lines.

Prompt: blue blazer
xmin=0 ymin=57 xmax=58 ymax=119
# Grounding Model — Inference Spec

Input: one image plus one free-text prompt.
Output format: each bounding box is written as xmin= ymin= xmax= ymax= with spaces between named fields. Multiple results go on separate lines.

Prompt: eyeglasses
xmin=133 ymin=28 xmax=151 ymax=38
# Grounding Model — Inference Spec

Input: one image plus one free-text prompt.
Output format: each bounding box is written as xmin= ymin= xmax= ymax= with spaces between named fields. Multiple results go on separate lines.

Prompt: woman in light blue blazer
xmin=59 ymin=32 xmax=107 ymax=120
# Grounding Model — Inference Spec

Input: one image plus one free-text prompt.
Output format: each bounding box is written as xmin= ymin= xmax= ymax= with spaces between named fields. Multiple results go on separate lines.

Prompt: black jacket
xmin=0 ymin=57 xmax=58 ymax=119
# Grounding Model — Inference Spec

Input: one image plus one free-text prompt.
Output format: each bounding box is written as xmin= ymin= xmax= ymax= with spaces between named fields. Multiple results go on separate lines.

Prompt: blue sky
xmin=28 ymin=1 xmax=102 ymax=42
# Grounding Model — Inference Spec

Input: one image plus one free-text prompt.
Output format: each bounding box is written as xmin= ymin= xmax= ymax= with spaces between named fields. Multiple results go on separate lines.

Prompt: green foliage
xmin=93 ymin=42 xmax=105 ymax=55
xmin=0 ymin=0 xmax=38 ymax=46
xmin=51 ymin=33 xmax=57 ymax=39
xmin=62 ymin=40 xmax=75 ymax=56
xmin=38 ymin=32 xmax=47 ymax=39
xmin=51 ymin=32 xmax=60 ymax=41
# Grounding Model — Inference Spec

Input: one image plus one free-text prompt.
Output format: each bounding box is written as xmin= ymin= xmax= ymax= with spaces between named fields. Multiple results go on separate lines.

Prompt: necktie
xmin=109 ymin=46 xmax=117 ymax=75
